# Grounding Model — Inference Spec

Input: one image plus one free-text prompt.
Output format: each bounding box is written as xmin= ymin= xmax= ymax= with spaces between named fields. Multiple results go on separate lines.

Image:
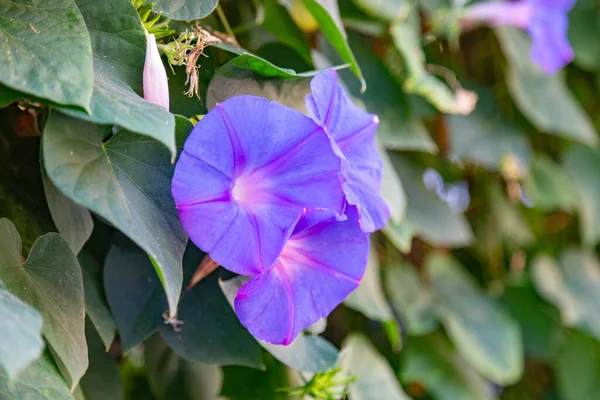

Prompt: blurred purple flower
xmin=143 ymin=34 xmax=170 ymax=110
xmin=306 ymin=70 xmax=390 ymax=233
xmin=172 ymin=96 xmax=346 ymax=276
xmin=462 ymin=0 xmax=575 ymax=75
xmin=234 ymin=207 xmax=369 ymax=345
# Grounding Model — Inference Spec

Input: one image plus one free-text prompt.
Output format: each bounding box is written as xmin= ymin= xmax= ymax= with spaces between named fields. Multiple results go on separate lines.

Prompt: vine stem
xmin=216 ymin=4 xmax=236 ymax=41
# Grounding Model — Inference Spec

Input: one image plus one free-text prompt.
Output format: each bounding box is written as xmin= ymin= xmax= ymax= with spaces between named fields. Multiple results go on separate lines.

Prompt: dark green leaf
xmin=0 ymin=353 xmax=76 ymax=400
xmin=42 ymin=164 xmax=93 ymax=255
xmin=153 ymin=0 xmax=218 ymax=20
xmin=341 ymin=334 xmax=412 ymax=400
xmin=522 ymin=154 xmax=578 ymax=212
xmin=302 ymin=0 xmax=365 ymax=90
xmin=400 ymin=333 xmax=496 ymax=400
xmin=0 ymin=84 xmax=21 ymax=108
xmin=384 ymin=264 xmax=438 ymax=336
xmin=391 ymin=156 xmax=474 ymax=247
xmin=145 ymin=335 xmax=223 ymax=400
xmin=0 ymin=0 xmax=93 ymax=112
xmin=0 ymin=281 xmax=44 ymax=379
xmin=563 ymin=145 xmax=600 ymax=246
xmin=427 ymin=253 xmax=523 ymax=384
xmin=79 ymin=253 xmax=116 ymax=350
xmin=0 ymin=218 xmax=87 ymax=390
xmin=569 ymin=0 xmax=600 ymax=71
xmin=532 ymin=250 xmax=600 ymax=341
xmin=495 ymin=27 xmax=598 ymax=146
xmin=65 ymin=0 xmax=176 ymax=157
xmin=79 ymin=319 xmax=123 ymax=400
xmin=345 ymin=243 xmax=394 ymax=322
xmin=221 ymin=363 xmax=289 ymax=400
xmin=220 ymin=277 xmax=338 ymax=373
xmin=43 ymin=113 xmax=190 ymax=318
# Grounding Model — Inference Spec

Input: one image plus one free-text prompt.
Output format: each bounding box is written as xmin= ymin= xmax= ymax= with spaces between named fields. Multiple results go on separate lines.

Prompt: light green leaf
xmin=427 ymin=253 xmax=523 ymax=384
xmin=65 ymin=0 xmax=177 ymax=157
xmin=448 ymin=112 xmax=531 ymax=172
xmin=392 ymin=156 xmax=474 ymax=247
xmin=0 ymin=0 xmax=93 ymax=112
xmin=553 ymin=329 xmax=600 ymax=400
xmin=563 ymin=145 xmax=600 ymax=246
xmin=495 ymin=27 xmax=598 ymax=146
xmin=345 ymin=243 xmax=394 ymax=322
xmin=341 ymin=334 xmax=413 ymax=400
xmin=400 ymin=333 xmax=496 ymax=400
xmin=382 ymin=221 xmax=416 ymax=253
xmin=0 ymin=353 xmax=76 ymax=400
xmin=0 ymin=281 xmax=44 ymax=379
xmin=153 ymin=0 xmax=218 ymax=20
xmin=220 ymin=276 xmax=338 ymax=373
xmin=0 ymin=219 xmax=87 ymax=390
xmin=532 ymin=250 xmax=600 ymax=341
xmin=145 ymin=335 xmax=223 ymax=400
xmin=353 ymin=0 xmax=409 ymax=21
xmin=79 ymin=253 xmax=116 ymax=350
xmin=380 ymin=147 xmax=406 ymax=224
xmin=42 ymin=164 xmax=93 ymax=255
xmin=384 ymin=264 xmax=438 ymax=336
xmin=79 ymin=319 xmax=123 ymax=400
xmin=488 ymin=182 xmax=533 ymax=247
xmin=43 ymin=113 xmax=190 ymax=319
xmin=302 ymin=0 xmax=365 ymax=90
xmin=522 ymin=154 xmax=578 ymax=212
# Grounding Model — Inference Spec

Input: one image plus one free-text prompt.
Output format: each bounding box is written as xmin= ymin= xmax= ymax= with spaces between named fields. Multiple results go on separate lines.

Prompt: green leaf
xmin=495 ymin=27 xmax=598 ymax=146
xmin=0 ymin=353 xmax=76 ymax=400
xmin=145 ymin=335 xmax=223 ymax=400
xmin=0 ymin=218 xmax=87 ymax=390
xmin=43 ymin=113 xmax=190 ymax=318
xmin=79 ymin=253 xmax=116 ymax=350
xmin=382 ymin=221 xmax=416 ymax=253
xmin=553 ymin=329 xmax=600 ymax=400
xmin=65 ymin=0 xmax=176 ymax=157
xmin=221 ymin=363 xmax=289 ymax=400
xmin=426 ymin=253 xmax=523 ymax=384
xmin=568 ymin=0 xmax=600 ymax=71
xmin=488 ymin=182 xmax=533 ymax=247
xmin=302 ymin=0 xmax=365 ymax=90
xmin=216 ymin=52 xmax=324 ymax=79
xmin=261 ymin=0 xmax=313 ymax=65
xmin=391 ymin=156 xmax=474 ymax=247
xmin=340 ymin=334 xmax=412 ymax=400
xmin=384 ymin=264 xmax=438 ymax=336
xmin=532 ymin=250 xmax=600 ymax=341
xmin=0 ymin=84 xmax=21 ymax=107
xmin=380 ymin=147 xmax=406 ymax=224
xmin=400 ymin=333 xmax=496 ymax=400
xmin=345 ymin=243 xmax=394 ymax=322
xmin=220 ymin=277 xmax=339 ymax=373
xmin=522 ymin=154 xmax=578 ymax=212
xmin=42 ymin=164 xmax=93 ymax=255
xmin=153 ymin=0 xmax=218 ymax=20
xmin=563 ymin=145 xmax=600 ymax=246
xmin=160 ymin=246 xmax=263 ymax=369
xmin=352 ymin=0 xmax=409 ymax=21
xmin=0 ymin=281 xmax=44 ymax=379
xmin=103 ymin=241 xmax=167 ymax=352
xmin=79 ymin=319 xmax=123 ymax=400
xmin=448 ymin=112 xmax=532 ymax=172
xmin=0 ymin=0 xmax=93 ymax=112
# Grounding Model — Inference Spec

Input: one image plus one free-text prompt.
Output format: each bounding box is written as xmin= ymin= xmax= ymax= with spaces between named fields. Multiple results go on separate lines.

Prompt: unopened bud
xmin=454 ymin=88 xmax=478 ymax=115
xmin=143 ymin=34 xmax=169 ymax=110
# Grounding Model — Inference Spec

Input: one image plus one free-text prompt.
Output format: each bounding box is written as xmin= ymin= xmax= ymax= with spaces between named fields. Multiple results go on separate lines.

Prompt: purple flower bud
xmin=462 ymin=0 xmax=575 ymax=75
xmin=143 ymin=34 xmax=169 ymax=110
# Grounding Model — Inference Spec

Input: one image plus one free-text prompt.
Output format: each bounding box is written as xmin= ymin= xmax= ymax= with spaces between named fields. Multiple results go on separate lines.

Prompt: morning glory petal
xmin=527 ymin=12 xmax=573 ymax=75
xmin=306 ymin=70 xmax=390 ymax=232
xmin=234 ymin=207 xmax=369 ymax=345
xmin=172 ymin=95 xmax=345 ymax=275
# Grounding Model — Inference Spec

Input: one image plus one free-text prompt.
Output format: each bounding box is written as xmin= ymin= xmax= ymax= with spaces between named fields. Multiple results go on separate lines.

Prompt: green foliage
xmin=2 ymin=0 xmax=600 ymax=398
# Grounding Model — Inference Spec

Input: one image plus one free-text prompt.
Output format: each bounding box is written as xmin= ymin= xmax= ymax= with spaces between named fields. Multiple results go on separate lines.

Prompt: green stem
xmin=216 ymin=4 xmax=236 ymax=40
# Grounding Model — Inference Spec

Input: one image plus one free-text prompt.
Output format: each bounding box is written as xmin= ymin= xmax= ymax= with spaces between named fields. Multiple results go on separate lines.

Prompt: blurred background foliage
xmin=2 ymin=0 xmax=600 ymax=398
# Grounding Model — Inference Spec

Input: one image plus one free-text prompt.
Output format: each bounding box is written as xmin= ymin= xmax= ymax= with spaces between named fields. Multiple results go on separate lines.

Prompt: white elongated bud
xmin=143 ymin=34 xmax=169 ymax=110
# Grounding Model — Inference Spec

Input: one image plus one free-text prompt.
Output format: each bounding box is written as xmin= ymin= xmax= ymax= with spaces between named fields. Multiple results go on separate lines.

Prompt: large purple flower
xmin=462 ymin=0 xmax=575 ymax=75
xmin=234 ymin=206 xmax=369 ymax=345
xmin=172 ymin=96 xmax=346 ymax=275
xmin=306 ymin=70 xmax=390 ymax=233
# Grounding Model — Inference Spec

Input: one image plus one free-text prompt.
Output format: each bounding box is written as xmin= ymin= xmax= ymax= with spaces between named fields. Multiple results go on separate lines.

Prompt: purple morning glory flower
xmin=306 ymin=70 xmax=390 ymax=233
xmin=462 ymin=0 xmax=575 ymax=75
xmin=172 ymin=96 xmax=346 ymax=276
xmin=234 ymin=206 xmax=369 ymax=345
